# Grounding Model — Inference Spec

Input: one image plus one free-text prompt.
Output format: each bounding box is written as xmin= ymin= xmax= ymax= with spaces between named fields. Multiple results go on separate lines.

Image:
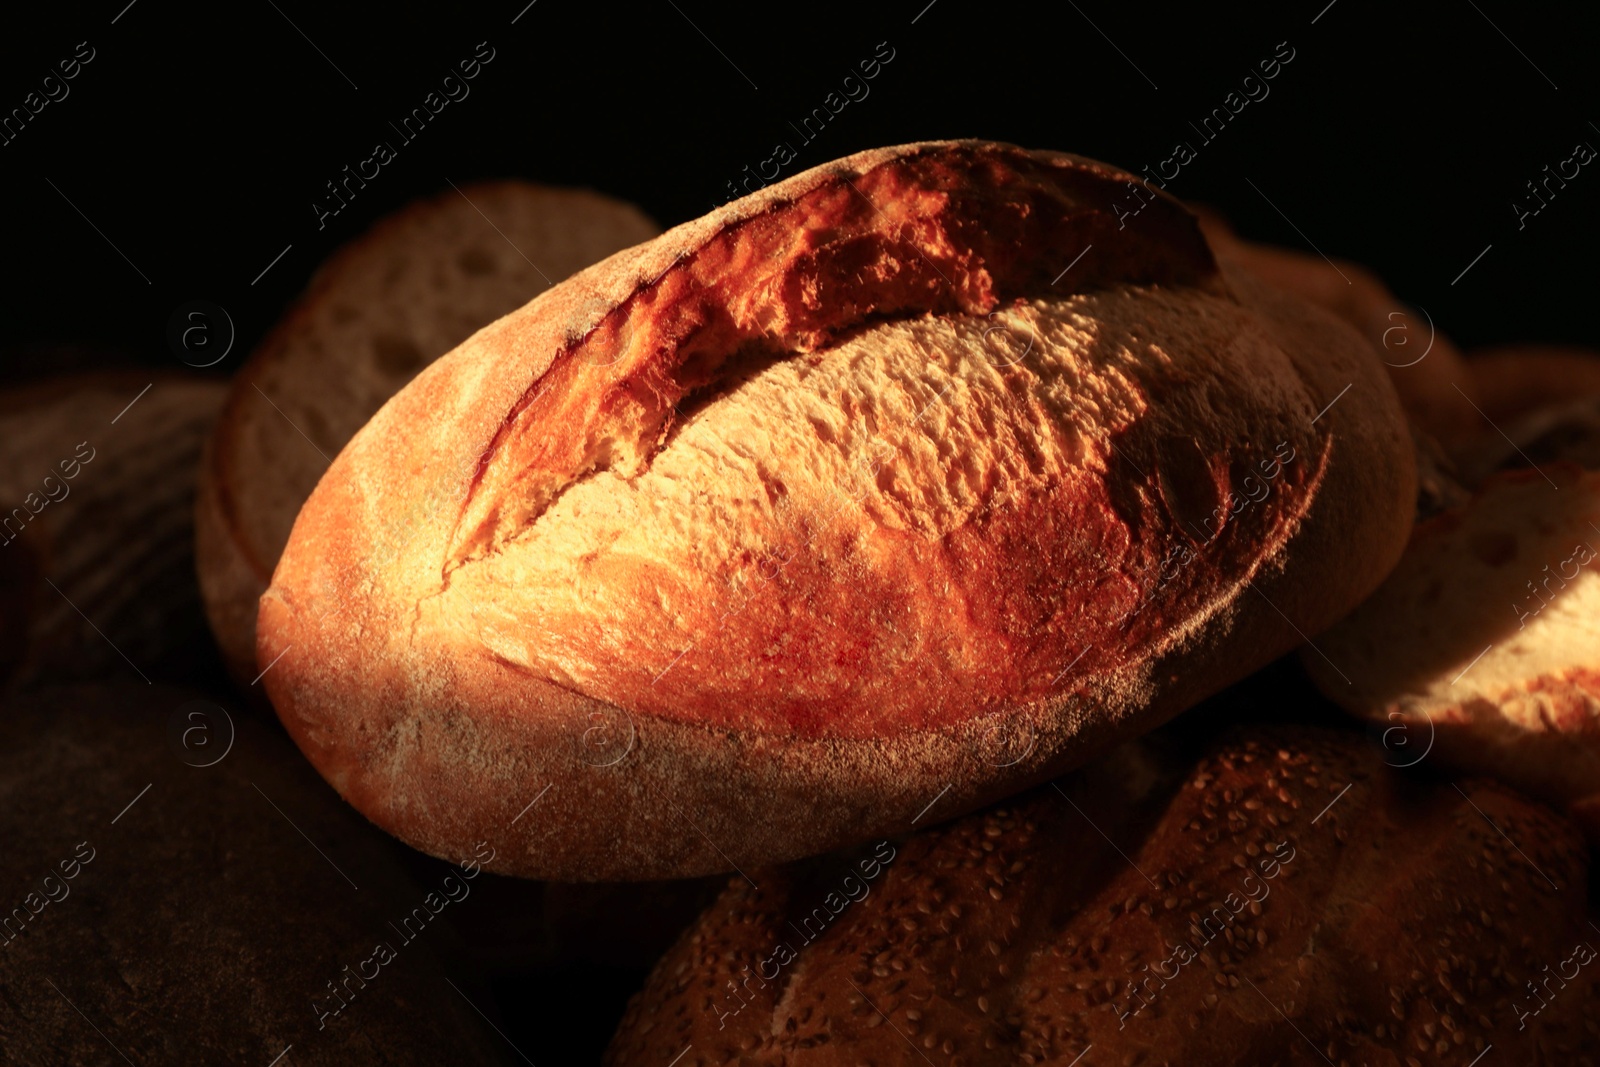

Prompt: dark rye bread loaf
xmin=606 ymin=728 xmax=1600 ymax=1065
xmin=0 ymin=373 xmax=226 ymax=689
xmin=195 ymin=181 xmax=659 ymax=686
xmin=260 ymin=140 xmax=1416 ymax=880
xmin=0 ymin=685 xmax=507 ymax=1066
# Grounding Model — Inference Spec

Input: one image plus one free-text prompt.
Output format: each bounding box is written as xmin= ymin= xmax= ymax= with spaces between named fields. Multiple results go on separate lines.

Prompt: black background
xmin=3 ymin=0 xmax=1596 ymax=1061
xmin=2 ymin=0 xmax=1597 ymax=377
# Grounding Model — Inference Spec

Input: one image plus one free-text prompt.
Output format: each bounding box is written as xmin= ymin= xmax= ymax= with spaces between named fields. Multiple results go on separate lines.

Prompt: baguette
xmin=261 ymin=140 xmax=1416 ymax=880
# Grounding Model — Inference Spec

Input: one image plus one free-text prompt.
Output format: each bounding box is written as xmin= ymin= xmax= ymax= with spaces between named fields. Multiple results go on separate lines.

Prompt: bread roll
xmin=1307 ymin=463 xmax=1600 ymax=841
xmin=0 ymin=685 xmax=505 ymax=1065
xmin=1197 ymin=209 xmax=1480 ymax=451
xmin=261 ymin=140 xmax=1416 ymax=880
xmin=196 ymin=182 xmax=660 ymax=685
xmin=606 ymin=728 xmax=1599 ymax=1065
xmin=0 ymin=373 xmax=225 ymax=688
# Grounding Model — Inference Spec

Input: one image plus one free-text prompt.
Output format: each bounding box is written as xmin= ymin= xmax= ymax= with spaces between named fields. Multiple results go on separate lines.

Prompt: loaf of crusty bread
xmin=196 ymin=182 xmax=659 ymax=685
xmin=1197 ymin=209 xmax=1480 ymax=451
xmin=0 ymin=685 xmax=506 ymax=1065
xmin=260 ymin=140 xmax=1416 ymax=880
xmin=606 ymin=728 xmax=1598 ymax=1064
xmin=0 ymin=373 xmax=225 ymax=688
xmin=1307 ymin=463 xmax=1600 ymax=841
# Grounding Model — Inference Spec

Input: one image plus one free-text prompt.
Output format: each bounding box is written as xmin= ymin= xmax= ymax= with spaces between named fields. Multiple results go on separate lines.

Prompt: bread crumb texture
xmin=1311 ymin=464 xmax=1600 ymax=832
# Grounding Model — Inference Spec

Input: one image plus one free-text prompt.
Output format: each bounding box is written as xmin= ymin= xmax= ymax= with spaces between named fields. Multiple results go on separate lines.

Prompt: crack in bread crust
xmin=445 ymin=144 xmax=1220 ymax=569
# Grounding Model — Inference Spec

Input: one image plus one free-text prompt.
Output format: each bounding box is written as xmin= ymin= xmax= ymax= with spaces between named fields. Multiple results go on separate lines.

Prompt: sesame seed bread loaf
xmin=606 ymin=728 xmax=1598 ymax=1065
xmin=195 ymin=182 xmax=659 ymax=686
xmin=260 ymin=141 xmax=1416 ymax=880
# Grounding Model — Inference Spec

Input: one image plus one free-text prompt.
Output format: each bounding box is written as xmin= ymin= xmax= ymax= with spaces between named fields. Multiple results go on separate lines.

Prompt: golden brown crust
xmin=261 ymin=141 xmax=1416 ymax=880
xmin=605 ymin=729 xmax=1599 ymax=1065
xmin=444 ymin=145 xmax=1221 ymax=566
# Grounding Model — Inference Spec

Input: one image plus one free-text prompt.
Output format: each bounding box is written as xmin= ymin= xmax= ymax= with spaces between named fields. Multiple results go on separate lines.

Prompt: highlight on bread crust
xmin=195 ymin=181 xmax=660 ymax=686
xmin=604 ymin=728 xmax=1597 ymax=1065
xmin=259 ymin=140 xmax=1417 ymax=880
xmin=1308 ymin=463 xmax=1600 ymax=841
